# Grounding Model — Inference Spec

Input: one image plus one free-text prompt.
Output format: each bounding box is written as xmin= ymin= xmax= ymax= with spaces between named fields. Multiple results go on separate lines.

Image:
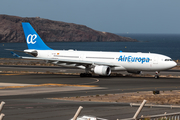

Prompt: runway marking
xmin=115 ymin=86 xmax=180 ymax=92
xmin=0 ymin=83 xmax=35 ymax=87
xmin=0 ymin=73 xmax=25 ymax=76
xmin=0 ymin=83 xmax=98 ymax=89
xmin=80 ymin=78 xmax=100 ymax=85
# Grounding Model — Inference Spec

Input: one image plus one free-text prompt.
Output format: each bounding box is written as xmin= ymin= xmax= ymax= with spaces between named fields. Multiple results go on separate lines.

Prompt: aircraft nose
xmin=172 ymin=61 xmax=177 ymax=67
xmin=164 ymin=61 xmax=177 ymax=70
xmin=170 ymin=61 xmax=177 ymax=68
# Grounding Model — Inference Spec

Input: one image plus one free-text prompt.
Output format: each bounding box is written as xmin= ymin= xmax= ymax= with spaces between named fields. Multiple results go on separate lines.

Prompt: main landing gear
xmin=80 ymin=73 xmax=92 ymax=77
xmin=80 ymin=66 xmax=92 ymax=77
xmin=155 ymin=71 xmax=160 ymax=79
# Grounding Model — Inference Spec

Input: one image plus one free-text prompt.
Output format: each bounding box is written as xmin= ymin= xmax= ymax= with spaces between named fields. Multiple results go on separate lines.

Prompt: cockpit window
xmin=165 ymin=59 xmax=173 ymax=61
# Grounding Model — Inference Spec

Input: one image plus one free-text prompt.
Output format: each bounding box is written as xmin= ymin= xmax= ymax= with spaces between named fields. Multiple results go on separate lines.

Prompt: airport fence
xmin=2 ymin=99 xmax=180 ymax=120
xmin=72 ymin=100 xmax=180 ymax=120
xmin=0 ymin=101 xmax=5 ymax=120
xmin=120 ymin=100 xmax=180 ymax=120
xmin=137 ymin=112 xmax=180 ymax=120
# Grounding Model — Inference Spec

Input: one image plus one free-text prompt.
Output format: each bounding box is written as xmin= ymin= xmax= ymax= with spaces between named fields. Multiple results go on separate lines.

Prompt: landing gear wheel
xmin=80 ymin=73 xmax=85 ymax=77
xmin=87 ymin=73 xmax=92 ymax=77
xmin=80 ymin=73 xmax=92 ymax=77
xmin=155 ymin=75 xmax=159 ymax=79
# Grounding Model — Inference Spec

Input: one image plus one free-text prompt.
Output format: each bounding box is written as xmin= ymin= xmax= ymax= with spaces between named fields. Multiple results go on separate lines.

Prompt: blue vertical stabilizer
xmin=22 ymin=22 xmax=52 ymax=50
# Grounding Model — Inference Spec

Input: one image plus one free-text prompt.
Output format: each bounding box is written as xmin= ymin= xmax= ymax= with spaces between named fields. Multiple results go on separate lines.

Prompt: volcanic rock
xmin=0 ymin=15 xmax=137 ymax=43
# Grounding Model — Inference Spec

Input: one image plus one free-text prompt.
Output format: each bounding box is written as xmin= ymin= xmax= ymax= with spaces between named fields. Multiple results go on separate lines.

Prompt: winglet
xmin=22 ymin=22 xmax=52 ymax=50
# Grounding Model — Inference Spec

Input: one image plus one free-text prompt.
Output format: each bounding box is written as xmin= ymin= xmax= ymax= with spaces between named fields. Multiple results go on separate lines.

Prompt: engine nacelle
xmin=127 ymin=71 xmax=141 ymax=74
xmin=93 ymin=66 xmax=111 ymax=76
xmin=24 ymin=49 xmax=38 ymax=57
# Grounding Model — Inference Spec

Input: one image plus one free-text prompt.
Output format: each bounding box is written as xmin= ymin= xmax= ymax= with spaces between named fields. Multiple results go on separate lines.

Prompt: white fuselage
xmin=35 ymin=50 xmax=177 ymax=71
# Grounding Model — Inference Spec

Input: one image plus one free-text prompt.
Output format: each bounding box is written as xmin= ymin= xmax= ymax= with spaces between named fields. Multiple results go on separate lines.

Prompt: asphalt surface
xmin=1 ymin=65 xmax=180 ymax=75
xmin=0 ymin=65 xmax=180 ymax=120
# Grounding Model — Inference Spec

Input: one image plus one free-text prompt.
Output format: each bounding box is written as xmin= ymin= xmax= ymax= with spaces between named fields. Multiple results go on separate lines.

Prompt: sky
xmin=0 ymin=0 xmax=180 ymax=34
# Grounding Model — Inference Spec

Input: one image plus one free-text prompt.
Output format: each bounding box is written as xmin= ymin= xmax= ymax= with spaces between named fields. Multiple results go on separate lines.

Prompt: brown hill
xmin=0 ymin=15 xmax=137 ymax=43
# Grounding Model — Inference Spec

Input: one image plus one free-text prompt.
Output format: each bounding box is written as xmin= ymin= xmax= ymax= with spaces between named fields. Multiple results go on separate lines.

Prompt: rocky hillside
xmin=0 ymin=15 xmax=137 ymax=43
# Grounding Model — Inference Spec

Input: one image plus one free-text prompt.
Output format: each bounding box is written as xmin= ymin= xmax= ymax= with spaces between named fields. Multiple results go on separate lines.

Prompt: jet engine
xmin=93 ymin=66 xmax=111 ymax=76
xmin=24 ymin=49 xmax=38 ymax=57
xmin=127 ymin=71 xmax=141 ymax=74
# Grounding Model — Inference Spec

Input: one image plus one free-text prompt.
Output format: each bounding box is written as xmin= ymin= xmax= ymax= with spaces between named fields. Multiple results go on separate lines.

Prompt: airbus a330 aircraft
xmin=8 ymin=22 xmax=177 ymax=78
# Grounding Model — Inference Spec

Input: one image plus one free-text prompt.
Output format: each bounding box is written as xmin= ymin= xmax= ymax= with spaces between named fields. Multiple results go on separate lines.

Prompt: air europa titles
xmin=118 ymin=55 xmax=150 ymax=64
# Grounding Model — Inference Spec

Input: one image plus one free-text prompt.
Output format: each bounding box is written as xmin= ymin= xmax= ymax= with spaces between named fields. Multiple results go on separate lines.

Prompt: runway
xmin=1 ymin=74 xmax=180 ymax=98
xmin=1 ymin=65 xmax=180 ymax=120
xmin=1 ymin=65 xmax=180 ymax=76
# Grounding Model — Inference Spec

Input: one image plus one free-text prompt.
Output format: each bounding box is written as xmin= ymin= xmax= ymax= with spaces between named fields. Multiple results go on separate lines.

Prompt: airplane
xmin=8 ymin=22 xmax=177 ymax=78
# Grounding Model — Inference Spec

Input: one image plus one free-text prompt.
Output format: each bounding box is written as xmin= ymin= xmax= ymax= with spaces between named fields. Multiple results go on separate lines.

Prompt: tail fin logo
xmin=27 ymin=34 xmax=37 ymax=44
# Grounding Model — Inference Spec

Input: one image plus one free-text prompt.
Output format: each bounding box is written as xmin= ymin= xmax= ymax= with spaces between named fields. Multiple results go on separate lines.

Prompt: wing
xmin=22 ymin=56 xmax=120 ymax=67
xmin=7 ymin=50 xmax=120 ymax=67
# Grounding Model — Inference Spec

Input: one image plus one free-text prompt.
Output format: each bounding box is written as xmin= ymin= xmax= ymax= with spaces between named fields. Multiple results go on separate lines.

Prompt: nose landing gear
xmin=155 ymin=71 xmax=160 ymax=79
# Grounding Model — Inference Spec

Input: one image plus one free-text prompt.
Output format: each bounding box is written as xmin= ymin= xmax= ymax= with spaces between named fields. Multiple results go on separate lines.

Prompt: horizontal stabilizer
xmin=6 ymin=49 xmax=24 ymax=53
xmin=10 ymin=51 xmax=21 ymax=58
